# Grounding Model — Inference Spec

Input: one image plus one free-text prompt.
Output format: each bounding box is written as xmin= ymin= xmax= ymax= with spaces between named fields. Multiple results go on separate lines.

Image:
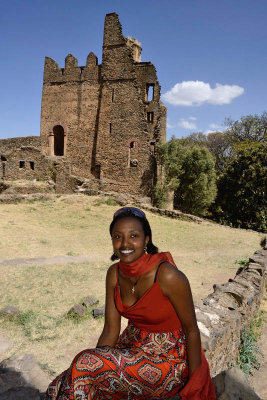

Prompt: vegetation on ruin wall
xmin=155 ymin=112 xmax=267 ymax=232
xmin=237 ymin=310 xmax=265 ymax=376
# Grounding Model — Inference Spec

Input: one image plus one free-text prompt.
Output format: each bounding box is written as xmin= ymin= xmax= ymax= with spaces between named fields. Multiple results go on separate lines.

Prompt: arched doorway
xmin=53 ymin=125 xmax=64 ymax=156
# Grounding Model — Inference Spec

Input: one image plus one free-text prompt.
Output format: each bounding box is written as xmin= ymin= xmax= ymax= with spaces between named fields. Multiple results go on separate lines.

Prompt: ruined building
xmin=0 ymin=13 xmax=166 ymax=196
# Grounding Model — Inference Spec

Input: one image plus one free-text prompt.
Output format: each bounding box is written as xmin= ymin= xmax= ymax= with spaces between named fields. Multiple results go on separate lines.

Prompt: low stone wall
xmin=0 ymin=136 xmax=41 ymax=155
xmin=196 ymin=247 xmax=266 ymax=377
xmin=76 ymin=185 xmax=205 ymax=224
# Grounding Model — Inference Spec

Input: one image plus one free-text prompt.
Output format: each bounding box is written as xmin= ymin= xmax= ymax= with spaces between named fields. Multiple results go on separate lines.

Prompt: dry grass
xmin=0 ymin=195 xmax=263 ymax=375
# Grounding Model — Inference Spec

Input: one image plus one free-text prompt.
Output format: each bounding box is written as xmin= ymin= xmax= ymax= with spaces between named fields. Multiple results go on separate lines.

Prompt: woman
xmin=45 ymin=207 xmax=215 ymax=399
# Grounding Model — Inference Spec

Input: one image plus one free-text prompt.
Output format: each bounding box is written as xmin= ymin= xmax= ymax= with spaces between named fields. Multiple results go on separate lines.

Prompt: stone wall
xmin=40 ymin=12 xmax=166 ymax=196
xmin=0 ymin=136 xmax=41 ymax=155
xmin=196 ymin=247 xmax=266 ymax=377
xmin=0 ymin=147 xmax=50 ymax=180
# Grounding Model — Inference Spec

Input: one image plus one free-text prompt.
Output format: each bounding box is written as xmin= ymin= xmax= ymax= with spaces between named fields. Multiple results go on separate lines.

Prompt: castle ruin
xmin=0 ymin=13 xmax=166 ymax=196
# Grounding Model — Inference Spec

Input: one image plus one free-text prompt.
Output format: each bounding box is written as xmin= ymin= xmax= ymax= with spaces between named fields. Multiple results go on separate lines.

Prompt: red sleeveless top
xmin=114 ymin=261 xmax=183 ymax=333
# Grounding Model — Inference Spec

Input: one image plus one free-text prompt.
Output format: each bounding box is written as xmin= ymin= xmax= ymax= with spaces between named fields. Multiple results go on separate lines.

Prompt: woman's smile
xmin=111 ymin=217 xmax=149 ymax=263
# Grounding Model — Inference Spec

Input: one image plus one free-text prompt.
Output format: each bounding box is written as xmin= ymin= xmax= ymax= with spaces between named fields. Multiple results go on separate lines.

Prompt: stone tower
xmin=40 ymin=12 xmax=166 ymax=195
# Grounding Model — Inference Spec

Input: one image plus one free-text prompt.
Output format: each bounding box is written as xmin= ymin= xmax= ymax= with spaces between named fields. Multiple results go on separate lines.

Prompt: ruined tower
xmin=40 ymin=12 xmax=166 ymax=195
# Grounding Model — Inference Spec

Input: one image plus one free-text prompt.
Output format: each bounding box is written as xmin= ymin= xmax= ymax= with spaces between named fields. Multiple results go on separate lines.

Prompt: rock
xmin=82 ymin=296 xmax=99 ymax=308
xmin=0 ymin=335 xmax=13 ymax=357
xmin=212 ymin=367 xmax=262 ymax=400
xmin=0 ymin=354 xmax=50 ymax=393
xmin=67 ymin=304 xmax=86 ymax=317
xmin=112 ymin=194 xmax=128 ymax=206
xmin=0 ymin=387 xmax=41 ymax=400
xmin=0 ymin=306 xmax=20 ymax=317
xmin=93 ymin=305 xmax=105 ymax=317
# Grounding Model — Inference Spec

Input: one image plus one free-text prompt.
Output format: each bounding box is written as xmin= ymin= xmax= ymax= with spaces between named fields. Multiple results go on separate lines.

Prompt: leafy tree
xmin=157 ymin=140 xmax=217 ymax=215
xmin=206 ymin=131 xmax=232 ymax=173
xmin=225 ymin=112 xmax=267 ymax=143
xmin=173 ymin=146 xmax=217 ymax=215
xmin=211 ymin=142 xmax=267 ymax=232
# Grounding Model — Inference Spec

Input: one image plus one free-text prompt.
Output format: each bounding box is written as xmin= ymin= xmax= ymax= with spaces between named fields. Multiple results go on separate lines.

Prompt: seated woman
xmin=45 ymin=207 xmax=215 ymax=399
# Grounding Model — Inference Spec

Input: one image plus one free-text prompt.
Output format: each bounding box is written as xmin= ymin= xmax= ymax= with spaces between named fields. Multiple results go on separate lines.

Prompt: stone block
xmin=213 ymin=367 xmax=262 ymax=400
xmin=0 ymin=354 xmax=50 ymax=393
xmin=0 ymin=306 xmax=20 ymax=317
xmin=82 ymin=296 xmax=99 ymax=308
xmin=0 ymin=387 xmax=41 ymax=400
xmin=93 ymin=306 xmax=105 ymax=317
xmin=67 ymin=304 xmax=86 ymax=317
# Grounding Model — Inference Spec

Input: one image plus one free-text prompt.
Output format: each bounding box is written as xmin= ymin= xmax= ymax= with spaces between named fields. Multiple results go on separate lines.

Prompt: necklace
xmin=130 ymin=276 xmax=141 ymax=293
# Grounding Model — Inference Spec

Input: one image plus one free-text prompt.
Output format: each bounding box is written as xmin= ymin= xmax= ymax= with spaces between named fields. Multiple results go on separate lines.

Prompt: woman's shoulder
xmin=106 ymin=263 xmax=118 ymax=286
xmin=158 ymin=261 xmax=189 ymax=293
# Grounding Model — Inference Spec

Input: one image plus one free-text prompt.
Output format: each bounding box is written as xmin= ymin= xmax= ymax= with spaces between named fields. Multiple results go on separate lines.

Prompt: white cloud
xmin=204 ymin=123 xmax=224 ymax=135
xmin=167 ymin=121 xmax=174 ymax=129
xmin=209 ymin=123 xmax=220 ymax=129
xmin=162 ymin=80 xmax=244 ymax=106
xmin=204 ymin=129 xmax=215 ymax=135
xmin=189 ymin=116 xmax=197 ymax=120
xmin=178 ymin=119 xmax=197 ymax=130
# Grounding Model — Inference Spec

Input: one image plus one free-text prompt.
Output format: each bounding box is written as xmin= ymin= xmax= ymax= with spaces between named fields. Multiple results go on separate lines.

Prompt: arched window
xmin=128 ymin=141 xmax=138 ymax=167
xmin=53 ymin=125 xmax=64 ymax=156
xmin=129 ymin=141 xmax=136 ymax=149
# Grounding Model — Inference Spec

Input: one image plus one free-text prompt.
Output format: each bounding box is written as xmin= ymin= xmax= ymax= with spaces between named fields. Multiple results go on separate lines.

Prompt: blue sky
xmin=1 ymin=0 xmax=266 ymax=140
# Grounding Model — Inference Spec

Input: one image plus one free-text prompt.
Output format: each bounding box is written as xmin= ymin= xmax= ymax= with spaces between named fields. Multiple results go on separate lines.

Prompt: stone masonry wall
xmin=94 ymin=13 xmax=164 ymax=196
xmin=40 ymin=53 xmax=100 ymax=179
xmin=0 ymin=136 xmax=41 ymax=155
xmin=39 ymin=13 xmax=166 ymax=196
xmin=196 ymin=247 xmax=266 ymax=377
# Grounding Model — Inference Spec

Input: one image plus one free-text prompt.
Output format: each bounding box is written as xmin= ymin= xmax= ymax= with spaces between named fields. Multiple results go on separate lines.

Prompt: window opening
xmin=146 ymin=84 xmax=154 ymax=102
xmin=112 ymin=89 xmax=115 ymax=102
xmin=129 ymin=141 xmax=136 ymax=148
xmin=80 ymin=67 xmax=84 ymax=75
xmin=19 ymin=160 xmax=25 ymax=168
xmin=1 ymin=156 xmax=7 ymax=161
xmin=130 ymin=159 xmax=138 ymax=167
xmin=150 ymin=140 xmax=156 ymax=154
xmin=53 ymin=125 xmax=65 ymax=156
xmin=147 ymin=112 xmax=154 ymax=123
xmin=29 ymin=161 xmax=35 ymax=170
xmin=109 ymin=123 xmax=112 ymax=134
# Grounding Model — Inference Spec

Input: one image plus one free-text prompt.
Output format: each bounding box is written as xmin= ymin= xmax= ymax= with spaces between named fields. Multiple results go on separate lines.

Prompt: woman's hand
xmin=159 ymin=263 xmax=201 ymax=376
xmin=96 ymin=264 xmax=121 ymax=347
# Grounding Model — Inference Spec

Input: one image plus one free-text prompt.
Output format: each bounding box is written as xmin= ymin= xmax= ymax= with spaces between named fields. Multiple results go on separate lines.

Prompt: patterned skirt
xmin=44 ymin=323 xmax=188 ymax=400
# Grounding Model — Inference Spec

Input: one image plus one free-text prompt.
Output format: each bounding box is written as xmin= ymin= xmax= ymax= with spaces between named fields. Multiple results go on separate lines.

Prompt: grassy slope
xmin=0 ymin=195 xmax=262 ymax=374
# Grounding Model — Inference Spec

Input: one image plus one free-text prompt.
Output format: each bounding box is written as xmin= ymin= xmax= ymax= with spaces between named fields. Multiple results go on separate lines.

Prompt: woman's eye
xmin=130 ymin=234 xmax=137 ymax=238
xmin=112 ymin=235 xmax=121 ymax=240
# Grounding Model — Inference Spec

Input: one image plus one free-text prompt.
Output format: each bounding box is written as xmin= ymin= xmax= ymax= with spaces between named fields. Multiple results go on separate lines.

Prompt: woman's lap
xmin=45 ymin=324 xmax=188 ymax=400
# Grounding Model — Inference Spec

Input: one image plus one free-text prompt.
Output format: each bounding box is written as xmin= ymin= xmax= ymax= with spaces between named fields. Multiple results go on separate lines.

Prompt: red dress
xmin=45 ymin=255 xmax=215 ymax=399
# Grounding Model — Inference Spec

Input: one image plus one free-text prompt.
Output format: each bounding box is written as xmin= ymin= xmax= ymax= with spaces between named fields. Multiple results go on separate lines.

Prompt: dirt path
xmin=0 ymin=254 xmax=97 ymax=267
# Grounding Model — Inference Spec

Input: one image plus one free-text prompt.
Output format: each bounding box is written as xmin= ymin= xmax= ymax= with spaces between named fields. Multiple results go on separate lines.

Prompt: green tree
xmin=174 ymin=146 xmax=217 ymax=215
xmin=206 ymin=131 xmax=232 ymax=173
xmin=212 ymin=142 xmax=267 ymax=232
xmin=225 ymin=112 xmax=267 ymax=143
xmin=157 ymin=140 xmax=217 ymax=215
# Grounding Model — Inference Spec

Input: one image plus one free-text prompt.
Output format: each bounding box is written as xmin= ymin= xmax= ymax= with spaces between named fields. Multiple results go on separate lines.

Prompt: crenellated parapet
xmin=43 ymin=52 xmax=100 ymax=83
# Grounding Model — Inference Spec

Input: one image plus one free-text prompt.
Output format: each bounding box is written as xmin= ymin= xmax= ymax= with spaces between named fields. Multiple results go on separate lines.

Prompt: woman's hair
xmin=109 ymin=208 xmax=158 ymax=261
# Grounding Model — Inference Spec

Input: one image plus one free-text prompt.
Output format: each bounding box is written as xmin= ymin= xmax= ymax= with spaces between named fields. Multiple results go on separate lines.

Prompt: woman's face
xmin=111 ymin=217 xmax=149 ymax=264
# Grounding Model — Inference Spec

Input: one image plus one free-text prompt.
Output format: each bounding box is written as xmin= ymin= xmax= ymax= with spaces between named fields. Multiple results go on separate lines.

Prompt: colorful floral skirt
xmin=44 ymin=323 xmax=188 ymax=400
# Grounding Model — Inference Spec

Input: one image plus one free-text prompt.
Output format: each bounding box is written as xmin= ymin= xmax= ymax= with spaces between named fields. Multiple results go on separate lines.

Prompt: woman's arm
xmin=96 ymin=264 xmax=121 ymax=347
xmin=159 ymin=263 xmax=201 ymax=376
